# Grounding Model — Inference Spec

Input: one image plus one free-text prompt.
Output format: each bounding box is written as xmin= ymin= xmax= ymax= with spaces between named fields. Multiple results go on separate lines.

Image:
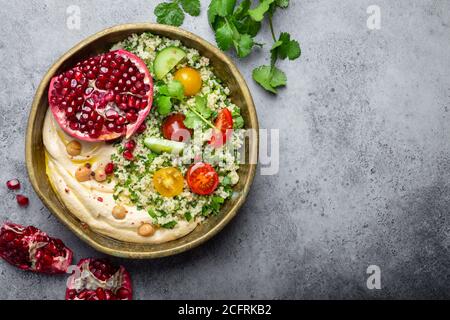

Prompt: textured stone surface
xmin=0 ymin=0 xmax=449 ymax=299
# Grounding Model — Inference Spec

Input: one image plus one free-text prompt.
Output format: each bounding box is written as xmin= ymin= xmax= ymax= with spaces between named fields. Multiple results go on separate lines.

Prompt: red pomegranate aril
xmin=126 ymin=112 xmax=138 ymax=123
xmin=124 ymin=140 xmax=136 ymax=151
xmin=0 ymin=223 xmax=73 ymax=274
xmin=106 ymin=122 xmax=115 ymax=131
xmin=69 ymin=121 xmax=79 ymax=130
xmin=66 ymin=106 xmax=75 ymax=116
xmin=6 ymin=179 xmax=21 ymax=190
xmin=16 ymin=195 xmax=29 ymax=207
xmin=114 ymin=125 xmax=124 ymax=133
xmin=79 ymin=113 xmax=89 ymax=124
xmin=135 ymin=81 xmax=143 ymax=90
xmin=123 ymin=150 xmax=134 ymax=161
xmin=105 ymin=109 xmax=119 ymax=120
xmin=116 ymin=116 xmax=126 ymax=125
xmin=89 ymin=129 xmax=101 ymax=138
xmin=105 ymin=163 xmax=115 ymax=175
xmin=136 ymin=123 xmax=147 ymax=134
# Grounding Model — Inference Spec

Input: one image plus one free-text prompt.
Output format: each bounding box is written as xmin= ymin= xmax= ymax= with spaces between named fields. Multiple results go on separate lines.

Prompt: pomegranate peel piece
xmin=48 ymin=49 xmax=153 ymax=142
xmin=66 ymin=258 xmax=132 ymax=300
xmin=0 ymin=222 xmax=73 ymax=274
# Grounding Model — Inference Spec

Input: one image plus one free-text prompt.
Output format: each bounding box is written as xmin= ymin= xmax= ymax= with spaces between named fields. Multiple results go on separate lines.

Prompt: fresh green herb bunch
xmin=208 ymin=0 xmax=300 ymax=93
xmin=153 ymin=0 xmax=301 ymax=93
xmin=154 ymin=0 xmax=201 ymax=27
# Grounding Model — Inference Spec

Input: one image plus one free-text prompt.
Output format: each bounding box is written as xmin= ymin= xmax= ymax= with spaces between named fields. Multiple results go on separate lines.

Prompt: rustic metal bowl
xmin=26 ymin=23 xmax=258 ymax=259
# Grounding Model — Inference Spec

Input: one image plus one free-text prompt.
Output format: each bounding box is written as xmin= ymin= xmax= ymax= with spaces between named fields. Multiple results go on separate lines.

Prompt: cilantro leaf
xmin=233 ymin=115 xmax=244 ymax=129
xmin=161 ymin=220 xmax=177 ymax=229
xmin=236 ymin=34 xmax=254 ymax=58
xmin=269 ymin=67 xmax=287 ymax=87
xmin=233 ymin=0 xmax=251 ymax=19
xmin=252 ymin=65 xmax=287 ymax=93
xmin=154 ymin=2 xmax=185 ymax=27
xmin=277 ymin=32 xmax=301 ymax=60
xmin=184 ymin=211 xmax=192 ymax=221
xmin=231 ymin=108 xmax=244 ymax=129
xmin=232 ymin=0 xmax=261 ymax=37
xmin=208 ymin=0 xmax=237 ymax=27
xmin=166 ymin=80 xmax=185 ymax=99
xmin=184 ymin=110 xmax=203 ymax=129
xmin=248 ymin=0 xmax=275 ymax=22
xmin=207 ymin=0 xmax=220 ymax=27
xmin=194 ymin=95 xmax=212 ymax=118
xmin=180 ymin=0 xmax=201 ymax=16
xmin=215 ymin=0 xmax=237 ymax=17
xmin=156 ymin=95 xmax=172 ymax=115
xmin=233 ymin=16 xmax=261 ymax=37
xmin=276 ymin=0 xmax=289 ymax=8
xmin=184 ymin=96 xmax=214 ymax=129
xmin=215 ymin=21 xmax=234 ymax=51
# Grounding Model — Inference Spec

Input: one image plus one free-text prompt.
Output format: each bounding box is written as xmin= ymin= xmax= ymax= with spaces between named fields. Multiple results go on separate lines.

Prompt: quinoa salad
xmin=111 ymin=33 xmax=245 ymax=229
xmin=43 ymin=31 xmax=245 ymax=242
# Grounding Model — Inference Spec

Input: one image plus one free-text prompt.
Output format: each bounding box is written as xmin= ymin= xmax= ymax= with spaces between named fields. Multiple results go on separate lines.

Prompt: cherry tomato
xmin=209 ymin=108 xmax=234 ymax=148
xmin=186 ymin=162 xmax=219 ymax=195
xmin=174 ymin=67 xmax=202 ymax=96
xmin=162 ymin=113 xmax=193 ymax=142
xmin=153 ymin=167 xmax=184 ymax=197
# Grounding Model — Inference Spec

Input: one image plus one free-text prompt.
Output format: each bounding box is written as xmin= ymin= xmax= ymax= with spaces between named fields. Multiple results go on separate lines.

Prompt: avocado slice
xmin=153 ymin=47 xmax=186 ymax=80
xmin=144 ymin=137 xmax=185 ymax=155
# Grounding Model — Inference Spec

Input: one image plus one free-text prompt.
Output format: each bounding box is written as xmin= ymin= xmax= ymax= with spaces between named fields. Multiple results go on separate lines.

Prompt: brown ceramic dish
xmin=26 ymin=23 xmax=258 ymax=259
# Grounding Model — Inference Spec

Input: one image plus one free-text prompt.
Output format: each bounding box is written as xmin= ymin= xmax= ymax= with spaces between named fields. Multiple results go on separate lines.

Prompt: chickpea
xmin=66 ymin=140 xmax=82 ymax=156
xmin=138 ymin=223 xmax=155 ymax=237
xmin=75 ymin=164 xmax=92 ymax=182
xmin=112 ymin=205 xmax=127 ymax=220
xmin=94 ymin=167 xmax=107 ymax=182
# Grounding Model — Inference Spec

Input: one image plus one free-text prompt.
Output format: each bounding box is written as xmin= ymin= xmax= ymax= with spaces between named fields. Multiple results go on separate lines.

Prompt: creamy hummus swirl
xmin=43 ymin=109 xmax=199 ymax=243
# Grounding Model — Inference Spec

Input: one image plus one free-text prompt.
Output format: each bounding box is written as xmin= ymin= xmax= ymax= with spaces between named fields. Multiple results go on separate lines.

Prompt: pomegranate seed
xmin=6 ymin=179 xmax=20 ymax=190
xmin=105 ymin=163 xmax=115 ymax=175
xmin=123 ymin=150 xmax=134 ymax=161
xmin=124 ymin=140 xmax=136 ymax=151
xmin=116 ymin=116 xmax=126 ymax=125
xmin=126 ymin=112 xmax=138 ymax=123
xmin=16 ymin=195 xmax=29 ymax=207
xmin=136 ymin=123 xmax=147 ymax=134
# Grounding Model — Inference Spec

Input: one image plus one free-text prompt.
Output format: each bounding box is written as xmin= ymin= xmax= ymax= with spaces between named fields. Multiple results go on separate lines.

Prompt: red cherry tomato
xmin=209 ymin=108 xmax=233 ymax=148
xmin=162 ymin=113 xmax=193 ymax=142
xmin=186 ymin=162 xmax=219 ymax=195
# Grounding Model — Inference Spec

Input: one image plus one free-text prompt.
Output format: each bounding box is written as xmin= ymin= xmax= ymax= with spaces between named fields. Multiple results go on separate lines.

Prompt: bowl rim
xmin=26 ymin=23 xmax=259 ymax=259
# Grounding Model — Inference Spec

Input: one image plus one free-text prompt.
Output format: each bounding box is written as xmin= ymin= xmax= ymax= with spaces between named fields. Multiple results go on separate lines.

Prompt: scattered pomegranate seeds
xmin=16 ymin=195 xmax=29 ymax=207
xmin=124 ymin=140 xmax=136 ymax=151
xmin=6 ymin=179 xmax=20 ymax=190
xmin=123 ymin=150 xmax=134 ymax=161
xmin=105 ymin=162 xmax=115 ymax=175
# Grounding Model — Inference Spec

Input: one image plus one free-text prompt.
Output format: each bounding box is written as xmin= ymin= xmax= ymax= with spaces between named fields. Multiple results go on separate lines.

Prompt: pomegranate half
xmin=66 ymin=258 xmax=132 ymax=300
xmin=0 ymin=223 xmax=73 ymax=274
xmin=48 ymin=50 xmax=153 ymax=141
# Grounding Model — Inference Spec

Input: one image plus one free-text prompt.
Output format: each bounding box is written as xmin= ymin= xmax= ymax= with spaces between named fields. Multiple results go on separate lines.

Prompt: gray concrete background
xmin=0 ymin=0 xmax=449 ymax=299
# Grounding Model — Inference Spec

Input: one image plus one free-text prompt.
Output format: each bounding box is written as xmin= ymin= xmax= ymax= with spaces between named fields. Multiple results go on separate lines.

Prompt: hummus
xmin=43 ymin=32 xmax=244 ymax=244
xmin=43 ymin=109 xmax=199 ymax=243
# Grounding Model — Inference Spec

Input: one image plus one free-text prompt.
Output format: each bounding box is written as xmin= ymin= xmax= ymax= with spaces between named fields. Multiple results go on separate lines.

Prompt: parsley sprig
xmin=154 ymin=0 xmax=201 ymax=27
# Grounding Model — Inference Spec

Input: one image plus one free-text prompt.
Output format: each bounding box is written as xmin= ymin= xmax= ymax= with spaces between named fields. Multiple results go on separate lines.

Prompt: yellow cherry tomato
xmin=174 ymin=67 xmax=202 ymax=96
xmin=153 ymin=167 xmax=184 ymax=197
